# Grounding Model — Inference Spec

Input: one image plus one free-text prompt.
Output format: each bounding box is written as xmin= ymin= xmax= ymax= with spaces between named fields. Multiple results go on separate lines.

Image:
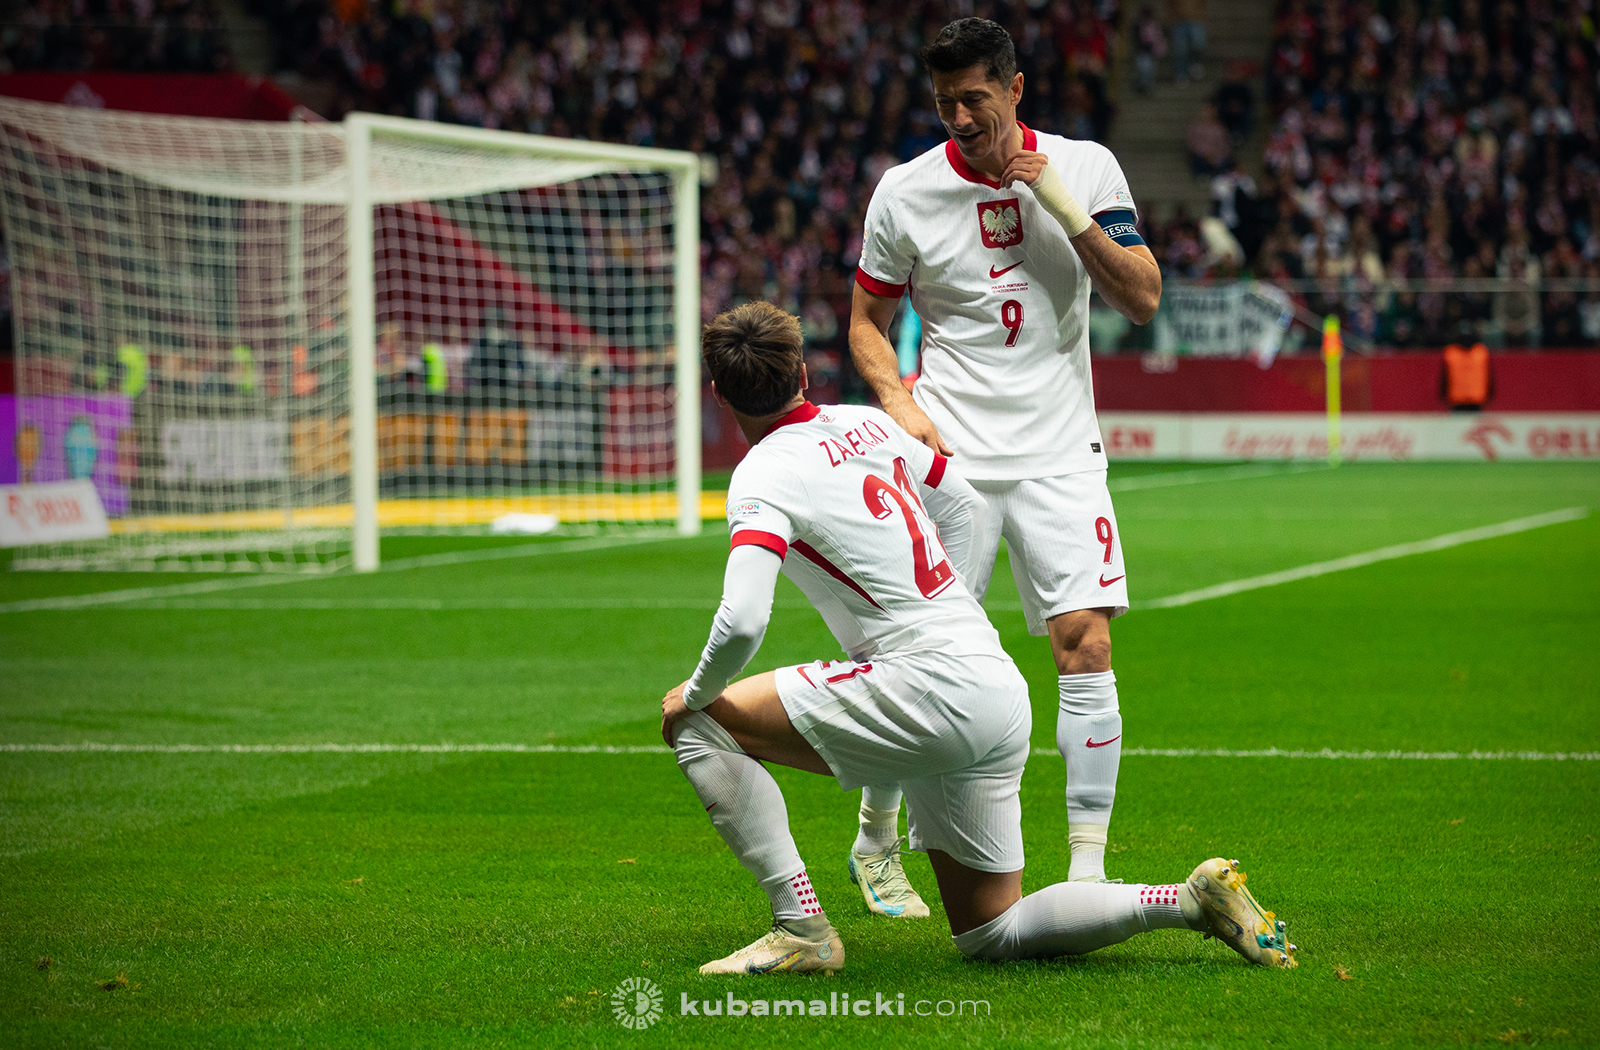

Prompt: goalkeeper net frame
xmin=0 ymin=100 xmax=701 ymax=572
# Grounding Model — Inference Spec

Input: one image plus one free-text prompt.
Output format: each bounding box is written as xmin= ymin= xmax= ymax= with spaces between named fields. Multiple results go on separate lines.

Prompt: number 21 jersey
xmin=725 ymin=402 xmax=1005 ymax=664
xmin=856 ymin=124 xmax=1138 ymax=482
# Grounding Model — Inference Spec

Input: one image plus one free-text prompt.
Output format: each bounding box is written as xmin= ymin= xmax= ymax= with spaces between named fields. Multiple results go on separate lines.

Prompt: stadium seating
xmin=1144 ymin=0 xmax=1599 ymax=348
xmin=240 ymin=0 xmax=1124 ymax=379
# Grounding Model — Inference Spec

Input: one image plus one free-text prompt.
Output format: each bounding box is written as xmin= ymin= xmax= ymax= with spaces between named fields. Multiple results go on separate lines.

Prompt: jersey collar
xmin=944 ymin=122 xmax=1038 ymax=188
xmin=760 ymin=400 xmax=820 ymax=439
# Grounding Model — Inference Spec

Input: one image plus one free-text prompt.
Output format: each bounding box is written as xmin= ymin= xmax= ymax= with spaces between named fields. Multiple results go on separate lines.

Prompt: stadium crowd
xmin=240 ymin=0 xmax=1124 ymax=369
xmin=1 ymin=0 xmax=233 ymax=72
xmin=1146 ymin=0 xmax=1600 ymax=347
xmin=7 ymin=0 xmax=1596 ymax=351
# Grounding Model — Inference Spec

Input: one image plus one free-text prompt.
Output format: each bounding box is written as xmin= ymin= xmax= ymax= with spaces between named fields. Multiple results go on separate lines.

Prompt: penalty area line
xmin=4 ymin=743 xmax=1595 ymax=760
xmin=1137 ymin=506 xmax=1589 ymax=610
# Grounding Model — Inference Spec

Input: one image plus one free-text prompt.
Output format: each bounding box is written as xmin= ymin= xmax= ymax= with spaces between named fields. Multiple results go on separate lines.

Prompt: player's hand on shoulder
xmin=1001 ymin=150 xmax=1049 ymax=189
xmin=886 ymin=397 xmax=954 ymax=457
xmin=660 ymin=680 xmax=692 ymax=746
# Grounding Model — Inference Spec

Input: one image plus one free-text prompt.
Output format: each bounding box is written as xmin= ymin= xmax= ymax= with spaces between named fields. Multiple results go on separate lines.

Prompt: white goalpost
xmin=0 ymin=98 xmax=701 ymax=572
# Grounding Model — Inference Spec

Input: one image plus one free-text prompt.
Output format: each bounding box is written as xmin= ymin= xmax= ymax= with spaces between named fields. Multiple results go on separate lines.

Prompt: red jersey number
xmin=863 ymin=457 xmax=956 ymax=599
xmin=1000 ymin=299 xmax=1024 ymax=347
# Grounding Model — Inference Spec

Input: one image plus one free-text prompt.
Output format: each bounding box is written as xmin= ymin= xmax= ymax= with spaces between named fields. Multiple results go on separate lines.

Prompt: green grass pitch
xmin=2 ymin=461 xmax=1597 ymax=1048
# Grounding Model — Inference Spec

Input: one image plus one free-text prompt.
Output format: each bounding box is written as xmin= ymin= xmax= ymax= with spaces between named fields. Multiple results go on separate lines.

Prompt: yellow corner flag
xmin=1322 ymin=315 xmax=1342 ymax=466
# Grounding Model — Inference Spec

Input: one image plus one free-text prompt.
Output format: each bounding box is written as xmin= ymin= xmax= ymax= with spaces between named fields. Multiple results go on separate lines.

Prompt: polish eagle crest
xmin=976 ymin=198 xmax=1024 ymax=248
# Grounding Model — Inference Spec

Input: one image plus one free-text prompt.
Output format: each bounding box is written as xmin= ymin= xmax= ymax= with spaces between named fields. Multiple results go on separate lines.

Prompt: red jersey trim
xmin=925 ymin=454 xmax=948 ymax=488
xmin=760 ymin=400 xmax=821 ymax=439
xmin=944 ymin=122 xmax=1038 ymax=187
xmin=855 ymin=267 xmax=907 ymax=298
xmin=791 ymin=539 xmax=885 ymax=610
xmin=731 ymin=530 xmax=788 ymax=560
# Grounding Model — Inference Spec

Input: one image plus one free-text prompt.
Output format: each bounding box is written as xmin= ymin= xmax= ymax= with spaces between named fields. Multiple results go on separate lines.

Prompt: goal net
xmin=0 ymin=100 xmax=700 ymax=572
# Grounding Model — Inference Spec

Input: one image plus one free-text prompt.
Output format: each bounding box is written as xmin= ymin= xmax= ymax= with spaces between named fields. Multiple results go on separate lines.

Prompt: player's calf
xmin=951 ymin=858 xmax=1298 ymax=967
xmin=673 ymin=712 xmax=844 ymax=969
xmin=1057 ymin=669 xmax=1121 ymax=881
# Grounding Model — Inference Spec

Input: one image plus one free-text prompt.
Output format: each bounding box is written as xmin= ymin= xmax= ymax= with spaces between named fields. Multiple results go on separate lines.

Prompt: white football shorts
xmin=775 ymin=650 xmax=1032 ymax=873
xmin=968 ymin=469 xmax=1129 ymax=634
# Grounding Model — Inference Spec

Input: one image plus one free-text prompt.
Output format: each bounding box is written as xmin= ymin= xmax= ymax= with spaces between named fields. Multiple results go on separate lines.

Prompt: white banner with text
xmin=0 ymin=479 xmax=111 ymax=546
xmin=1098 ymin=413 xmax=1600 ymax=461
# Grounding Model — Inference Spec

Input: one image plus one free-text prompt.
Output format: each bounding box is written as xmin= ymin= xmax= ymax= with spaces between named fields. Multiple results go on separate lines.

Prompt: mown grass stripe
xmin=1140 ymin=507 xmax=1589 ymax=609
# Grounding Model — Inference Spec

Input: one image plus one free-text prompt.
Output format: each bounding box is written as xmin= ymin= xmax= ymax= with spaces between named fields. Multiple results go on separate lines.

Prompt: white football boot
xmin=847 ymin=836 xmax=931 ymax=918
xmin=1187 ymin=857 xmax=1299 ymax=968
xmin=698 ymin=923 xmax=845 ymax=975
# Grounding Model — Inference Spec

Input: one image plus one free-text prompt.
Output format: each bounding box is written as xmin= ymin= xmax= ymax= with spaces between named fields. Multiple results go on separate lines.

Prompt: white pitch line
xmin=0 ymin=532 xmax=690 ymax=614
xmin=1107 ymin=462 xmax=1327 ymax=492
xmin=3 ymin=742 xmax=1595 ymax=760
xmin=1139 ymin=506 xmax=1589 ymax=609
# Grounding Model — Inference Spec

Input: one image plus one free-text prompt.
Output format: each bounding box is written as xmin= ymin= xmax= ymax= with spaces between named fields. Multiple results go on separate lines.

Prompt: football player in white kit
xmin=659 ymin=302 xmax=1297 ymax=973
xmin=843 ymin=18 xmax=1164 ymax=908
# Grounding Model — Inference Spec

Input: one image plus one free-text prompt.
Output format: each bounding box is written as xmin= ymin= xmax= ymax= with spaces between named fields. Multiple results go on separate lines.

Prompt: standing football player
xmin=660 ymin=302 xmax=1295 ymax=974
xmin=846 ymin=17 xmax=1162 ymax=902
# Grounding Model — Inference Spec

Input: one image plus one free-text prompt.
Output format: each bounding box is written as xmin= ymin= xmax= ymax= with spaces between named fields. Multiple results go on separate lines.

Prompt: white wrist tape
xmin=1030 ymin=162 xmax=1094 ymax=237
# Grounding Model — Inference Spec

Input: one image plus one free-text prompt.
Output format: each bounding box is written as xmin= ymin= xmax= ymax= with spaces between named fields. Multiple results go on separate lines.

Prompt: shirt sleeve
xmin=1084 ymin=144 xmax=1139 ymax=221
xmin=855 ymin=183 xmax=913 ymax=298
xmin=682 ymin=544 xmax=782 ymax=710
xmin=726 ymin=483 xmax=795 ymax=560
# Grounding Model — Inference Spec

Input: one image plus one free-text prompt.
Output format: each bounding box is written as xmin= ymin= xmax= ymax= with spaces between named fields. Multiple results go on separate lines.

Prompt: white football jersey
xmin=858 ymin=124 xmax=1138 ymax=481
xmin=725 ymin=401 xmax=1005 ymax=663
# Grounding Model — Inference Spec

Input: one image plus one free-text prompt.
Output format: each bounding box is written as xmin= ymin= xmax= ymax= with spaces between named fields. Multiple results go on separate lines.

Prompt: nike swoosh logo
xmin=1099 ymin=574 xmax=1125 ymax=587
xmin=989 ymin=261 xmax=1023 ymax=278
xmin=1085 ymin=735 xmax=1122 ymax=748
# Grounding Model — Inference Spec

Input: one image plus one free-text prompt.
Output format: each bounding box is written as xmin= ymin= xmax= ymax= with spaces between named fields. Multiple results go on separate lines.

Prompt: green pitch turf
xmin=2 ymin=461 xmax=1597 ymax=1048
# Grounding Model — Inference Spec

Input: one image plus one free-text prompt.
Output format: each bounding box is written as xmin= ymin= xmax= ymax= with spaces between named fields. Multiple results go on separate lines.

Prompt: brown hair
xmin=701 ymin=302 xmax=805 ymax=416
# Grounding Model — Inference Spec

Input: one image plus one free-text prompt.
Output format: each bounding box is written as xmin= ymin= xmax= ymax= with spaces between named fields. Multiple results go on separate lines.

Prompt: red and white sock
xmin=763 ymin=868 xmax=823 ymax=922
xmin=1139 ymin=884 xmax=1187 ymax=928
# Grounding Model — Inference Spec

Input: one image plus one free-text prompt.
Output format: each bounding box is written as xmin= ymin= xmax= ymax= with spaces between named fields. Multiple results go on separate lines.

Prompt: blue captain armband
xmin=1094 ymin=209 xmax=1144 ymax=247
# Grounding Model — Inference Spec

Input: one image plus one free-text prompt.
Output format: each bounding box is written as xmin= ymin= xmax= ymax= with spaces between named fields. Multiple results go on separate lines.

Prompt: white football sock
xmin=953 ymin=880 xmax=1201 ymax=960
xmin=673 ymin=711 xmax=823 ymax=923
xmin=855 ymin=783 xmax=903 ymax=853
xmin=1058 ymin=670 xmax=1122 ymax=881
xmin=1067 ymin=823 xmax=1108 ymax=882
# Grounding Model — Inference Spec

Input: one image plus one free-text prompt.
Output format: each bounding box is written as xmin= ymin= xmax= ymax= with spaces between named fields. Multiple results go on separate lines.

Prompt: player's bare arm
xmin=848 ymin=284 xmax=953 ymax=456
xmin=1000 ymin=149 xmax=1162 ymax=324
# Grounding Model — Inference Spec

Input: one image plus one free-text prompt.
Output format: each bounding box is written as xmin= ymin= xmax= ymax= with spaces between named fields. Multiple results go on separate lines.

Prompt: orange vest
xmin=1443 ymin=344 xmax=1490 ymax=406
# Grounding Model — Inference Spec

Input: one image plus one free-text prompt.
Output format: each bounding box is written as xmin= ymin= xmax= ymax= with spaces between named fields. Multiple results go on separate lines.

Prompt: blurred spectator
xmin=1185 ymin=103 xmax=1233 ymax=176
xmin=1213 ymin=73 xmax=1255 ymax=143
xmin=1133 ymin=5 xmax=1167 ymax=93
xmin=1167 ymin=0 xmax=1207 ymax=82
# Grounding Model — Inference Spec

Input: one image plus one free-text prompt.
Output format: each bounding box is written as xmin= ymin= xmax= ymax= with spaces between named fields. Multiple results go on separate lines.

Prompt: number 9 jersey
xmin=856 ymin=123 xmax=1141 ymax=482
xmin=725 ymin=401 xmax=1006 ymax=665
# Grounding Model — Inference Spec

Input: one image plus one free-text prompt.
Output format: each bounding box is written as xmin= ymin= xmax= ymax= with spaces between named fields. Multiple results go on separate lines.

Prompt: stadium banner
xmin=0 ymin=395 xmax=134 ymax=515
xmin=1091 ymin=351 xmax=1600 ymax=414
xmin=0 ymin=479 xmax=110 ymax=547
xmin=1098 ymin=413 xmax=1600 ymax=461
xmin=1150 ymin=284 xmax=1293 ymax=366
xmin=161 ymin=419 xmax=288 ymax=483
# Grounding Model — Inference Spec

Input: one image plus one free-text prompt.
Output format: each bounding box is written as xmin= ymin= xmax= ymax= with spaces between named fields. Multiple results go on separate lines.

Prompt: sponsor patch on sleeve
xmin=1094 ymin=208 xmax=1144 ymax=247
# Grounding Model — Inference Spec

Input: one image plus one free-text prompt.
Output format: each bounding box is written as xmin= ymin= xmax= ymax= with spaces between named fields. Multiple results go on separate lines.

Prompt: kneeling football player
xmin=661 ymin=302 xmax=1298 ymax=973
